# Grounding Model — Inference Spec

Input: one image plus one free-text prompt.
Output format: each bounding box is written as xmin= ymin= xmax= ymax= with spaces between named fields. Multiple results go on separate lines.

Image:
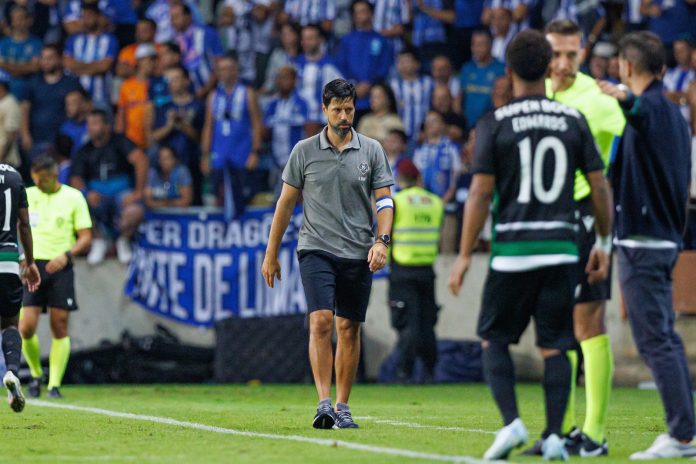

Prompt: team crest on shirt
xmin=358 ymin=162 xmax=369 ymax=181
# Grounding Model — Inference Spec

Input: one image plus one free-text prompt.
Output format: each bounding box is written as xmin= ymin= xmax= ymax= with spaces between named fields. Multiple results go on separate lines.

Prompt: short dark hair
xmin=506 ymin=29 xmax=552 ymax=82
xmin=10 ymin=4 xmax=30 ymax=18
xmin=162 ymin=41 xmax=181 ymax=55
xmin=387 ymin=128 xmax=408 ymax=144
xmin=472 ymin=28 xmax=493 ymax=42
xmin=42 ymin=43 xmax=63 ymax=56
xmin=88 ymin=108 xmax=111 ymax=124
xmin=81 ymin=2 xmax=101 ymax=14
xmin=351 ymin=0 xmax=374 ymax=14
xmin=166 ymin=64 xmax=190 ymax=79
xmin=67 ymin=87 xmax=91 ymax=101
xmin=31 ymin=155 xmax=57 ymax=172
xmin=619 ymin=31 xmax=665 ymax=76
xmin=140 ymin=18 xmax=157 ymax=30
xmin=302 ymin=23 xmax=325 ymax=40
xmin=174 ymin=3 xmax=192 ymax=16
xmin=545 ymin=19 xmax=582 ymax=38
xmin=322 ymin=79 xmax=356 ymax=107
xmin=398 ymin=47 xmax=419 ymax=61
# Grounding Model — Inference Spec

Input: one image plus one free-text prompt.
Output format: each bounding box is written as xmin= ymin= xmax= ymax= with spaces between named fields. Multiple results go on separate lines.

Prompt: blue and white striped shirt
xmin=146 ymin=0 xmax=205 ymax=43
xmin=65 ymin=32 xmax=117 ymax=103
xmin=284 ymin=0 xmax=336 ymax=26
xmin=390 ymin=75 xmax=434 ymax=140
xmin=412 ymin=0 xmax=449 ymax=46
xmin=176 ymin=25 xmax=223 ymax=92
xmin=293 ymin=53 xmax=343 ymax=122
xmin=413 ymin=136 xmax=461 ymax=197
xmin=264 ymin=91 xmax=310 ymax=167
xmin=371 ymin=0 xmax=410 ymax=32
xmin=664 ymin=66 xmax=695 ymax=121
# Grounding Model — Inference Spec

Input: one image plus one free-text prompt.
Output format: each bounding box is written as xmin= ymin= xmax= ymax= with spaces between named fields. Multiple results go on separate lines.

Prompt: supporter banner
xmin=125 ymin=208 xmax=307 ymax=328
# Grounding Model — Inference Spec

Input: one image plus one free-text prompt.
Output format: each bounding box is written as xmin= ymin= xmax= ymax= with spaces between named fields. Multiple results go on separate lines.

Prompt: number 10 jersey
xmin=472 ymin=96 xmax=605 ymax=272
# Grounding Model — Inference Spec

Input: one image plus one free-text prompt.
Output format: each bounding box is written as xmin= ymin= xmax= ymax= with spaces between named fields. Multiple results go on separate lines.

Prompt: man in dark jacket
xmin=599 ymin=31 xmax=696 ymax=460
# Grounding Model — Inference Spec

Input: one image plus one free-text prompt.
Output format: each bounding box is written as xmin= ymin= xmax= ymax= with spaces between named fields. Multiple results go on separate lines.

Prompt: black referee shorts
xmin=22 ymin=260 xmax=78 ymax=312
xmin=576 ymin=198 xmax=612 ymax=303
xmin=477 ymin=264 xmax=576 ymax=350
xmin=298 ymin=250 xmax=373 ymax=322
xmin=0 ymin=273 xmax=23 ymax=318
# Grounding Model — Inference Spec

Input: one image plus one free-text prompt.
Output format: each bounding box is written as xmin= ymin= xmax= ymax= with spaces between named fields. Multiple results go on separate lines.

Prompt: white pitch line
xmin=356 ymin=417 xmax=496 ymax=435
xmin=30 ymin=400 xmax=502 ymax=464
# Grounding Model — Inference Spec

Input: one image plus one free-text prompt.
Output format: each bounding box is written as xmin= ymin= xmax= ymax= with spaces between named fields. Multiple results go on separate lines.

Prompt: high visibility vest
xmin=391 ymin=186 xmax=444 ymax=266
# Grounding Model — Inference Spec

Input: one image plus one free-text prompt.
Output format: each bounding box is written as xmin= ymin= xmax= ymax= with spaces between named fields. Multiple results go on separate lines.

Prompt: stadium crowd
xmin=0 ymin=0 xmax=694 ymax=266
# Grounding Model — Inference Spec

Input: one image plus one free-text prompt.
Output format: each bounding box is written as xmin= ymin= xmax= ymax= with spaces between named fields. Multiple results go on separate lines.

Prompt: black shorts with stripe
xmin=477 ymin=263 xmax=576 ymax=350
xmin=22 ymin=260 xmax=78 ymax=312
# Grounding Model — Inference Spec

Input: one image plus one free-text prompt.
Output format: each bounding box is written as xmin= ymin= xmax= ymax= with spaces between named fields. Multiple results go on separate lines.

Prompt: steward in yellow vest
xmin=389 ymin=159 xmax=444 ymax=383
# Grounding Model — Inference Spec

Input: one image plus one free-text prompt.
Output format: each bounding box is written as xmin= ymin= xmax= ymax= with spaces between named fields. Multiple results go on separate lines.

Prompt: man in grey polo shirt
xmin=262 ymin=79 xmax=394 ymax=430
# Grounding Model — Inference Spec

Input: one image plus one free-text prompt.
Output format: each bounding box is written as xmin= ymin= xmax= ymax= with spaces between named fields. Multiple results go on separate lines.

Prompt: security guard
xmin=389 ymin=159 xmax=444 ymax=383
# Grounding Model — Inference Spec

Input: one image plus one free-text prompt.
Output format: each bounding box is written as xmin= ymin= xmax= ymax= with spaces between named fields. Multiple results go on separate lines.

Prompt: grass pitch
xmin=1 ymin=383 xmax=672 ymax=463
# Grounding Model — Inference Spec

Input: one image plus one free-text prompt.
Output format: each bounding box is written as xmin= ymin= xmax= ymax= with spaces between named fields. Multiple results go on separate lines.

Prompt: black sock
xmin=482 ymin=342 xmax=519 ymax=426
xmin=542 ymin=353 xmax=571 ymax=438
xmin=1 ymin=327 xmax=22 ymax=376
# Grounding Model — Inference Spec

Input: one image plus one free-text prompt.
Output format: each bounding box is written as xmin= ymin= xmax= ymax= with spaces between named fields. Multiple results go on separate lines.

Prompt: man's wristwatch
xmin=376 ymin=234 xmax=391 ymax=247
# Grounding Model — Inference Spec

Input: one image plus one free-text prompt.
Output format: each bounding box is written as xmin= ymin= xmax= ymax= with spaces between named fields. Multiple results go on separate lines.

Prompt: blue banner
xmin=125 ymin=207 xmax=307 ymax=328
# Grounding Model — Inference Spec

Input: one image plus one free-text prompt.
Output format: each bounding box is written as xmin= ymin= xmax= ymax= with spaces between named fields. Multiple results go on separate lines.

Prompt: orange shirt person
xmin=116 ymin=44 xmax=156 ymax=148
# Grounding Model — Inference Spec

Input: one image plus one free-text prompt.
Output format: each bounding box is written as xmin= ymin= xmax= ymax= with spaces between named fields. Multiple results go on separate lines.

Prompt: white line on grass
xmin=356 ymin=417 xmax=496 ymax=435
xmin=30 ymin=400 xmax=504 ymax=464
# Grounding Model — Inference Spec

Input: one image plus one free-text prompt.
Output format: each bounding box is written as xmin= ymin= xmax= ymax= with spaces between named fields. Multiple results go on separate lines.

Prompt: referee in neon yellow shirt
xmin=520 ymin=20 xmax=625 ymax=457
xmin=19 ymin=156 xmax=92 ymax=399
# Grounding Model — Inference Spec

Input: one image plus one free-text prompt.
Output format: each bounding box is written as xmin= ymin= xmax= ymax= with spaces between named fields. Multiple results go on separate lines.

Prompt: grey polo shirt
xmin=282 ymin=127 xmax=394 ymax=259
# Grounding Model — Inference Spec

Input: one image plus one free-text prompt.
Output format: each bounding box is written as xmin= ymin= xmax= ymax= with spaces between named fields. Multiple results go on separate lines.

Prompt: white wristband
xmin=594 ymin=234 xmax=612 ymax=255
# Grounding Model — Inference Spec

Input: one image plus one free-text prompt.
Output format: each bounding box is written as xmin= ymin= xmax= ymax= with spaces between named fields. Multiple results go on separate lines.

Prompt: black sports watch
xmin=377 ymin=234 xmax=391 ymax=246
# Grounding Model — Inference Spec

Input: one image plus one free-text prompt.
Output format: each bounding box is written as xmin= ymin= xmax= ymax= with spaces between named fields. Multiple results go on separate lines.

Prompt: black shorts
xmin=0 ymin=273 xmax=23 ymax=318
xmin=576 ymin=199 xmax=612 ymax=303
xmin=22 ymin=260 xmax=78 ymax=312
xmin=298 ymin=250 xmax=373 ymax=322
xmin=477 ymin=264 xmax=576 ymax=350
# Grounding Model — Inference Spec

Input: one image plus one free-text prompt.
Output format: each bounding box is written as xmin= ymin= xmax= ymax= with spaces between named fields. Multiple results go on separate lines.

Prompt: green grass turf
xmin=0 ymin=383 xmax=674 ymax=463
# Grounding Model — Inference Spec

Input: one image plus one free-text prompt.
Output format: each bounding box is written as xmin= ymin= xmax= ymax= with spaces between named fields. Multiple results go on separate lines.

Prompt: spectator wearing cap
xmin=64 ymin=2 xmax=118 ymax=104
xmin=146 ymin=65 xmax=205 ymax=205
xmin=664 ymin=36 xmax=695 ymax=121
xmin=388 ymin=157 xmax=444 ymax=383
xmin=336 ymin=0 xmax=392 ymax=121
xmin=0 ymin=69 xmax=22 ymax=169
xmin=171 ymin=2 xmax=223 ymax=99
xmin=116 ymin=19 xmax=158 ymax=82
xmin=21 ymin=44 xmax=83 ymax=160
xmin=412 ymin=111 xmax=460 ymax=202
xmin=116 ymin=43 xmax=157 ymax=149
xmin=0 ymin=5 xmax=42 ymax=99
xmin=70 ymin=108 xmax=149 ymax=265
xmin=587 ymin=42 xmax=617 ymax=81
xmin=58 ymin=88 xmax=91 ymax=158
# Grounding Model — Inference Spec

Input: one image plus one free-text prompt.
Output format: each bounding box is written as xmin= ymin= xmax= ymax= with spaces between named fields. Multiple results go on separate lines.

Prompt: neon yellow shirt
xmin=546 ymin=72 xmax=626 ymax=201
xmin=27 ymin=184 xmax=92 ymax=260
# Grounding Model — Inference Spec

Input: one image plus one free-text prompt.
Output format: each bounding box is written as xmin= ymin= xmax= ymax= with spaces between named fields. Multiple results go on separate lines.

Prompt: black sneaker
xmin=579 ymin=433 xmax=608 ymax=457
xmin=520 ymin=439 xmax=543 ymax=456
xmin=312 ymin=403 xmax=335 ymax=429
xmin=565 ymin=427 xmax=584 ymax=455
xmin=27 ymin=377 xmax=41 ymax=398
xmin=46 ymin=387 xmax=63 ymax=399
xmin=334 ymin=409 xmax=359 ymax=429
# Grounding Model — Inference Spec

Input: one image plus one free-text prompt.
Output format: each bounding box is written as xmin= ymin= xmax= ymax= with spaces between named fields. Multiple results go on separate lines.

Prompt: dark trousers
xmin=389 ymin=264 xmax=439 ymax=380
xmin=618 ymin=246 xmax=696 ymax=441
